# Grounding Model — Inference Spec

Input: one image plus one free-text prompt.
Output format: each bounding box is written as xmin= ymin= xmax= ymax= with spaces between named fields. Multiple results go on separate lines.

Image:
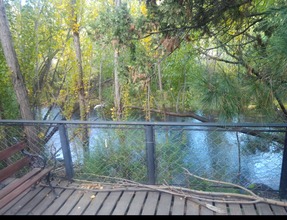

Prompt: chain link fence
xmin=0 ymin=120 xmax=286 ymax=200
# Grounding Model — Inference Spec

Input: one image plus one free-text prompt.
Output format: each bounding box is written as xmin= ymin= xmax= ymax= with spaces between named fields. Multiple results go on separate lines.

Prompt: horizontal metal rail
xmin=1 ymin=119 xmax=287 ymax=128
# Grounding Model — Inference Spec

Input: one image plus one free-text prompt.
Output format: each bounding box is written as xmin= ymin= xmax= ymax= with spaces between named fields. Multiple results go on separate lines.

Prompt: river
xmin=43 ymin=108 xmax=283 ymax=191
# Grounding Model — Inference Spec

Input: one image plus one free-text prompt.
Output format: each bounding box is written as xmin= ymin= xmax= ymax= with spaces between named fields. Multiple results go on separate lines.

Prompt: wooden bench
xmin=0 ymin=141 xmax=55 ymax=209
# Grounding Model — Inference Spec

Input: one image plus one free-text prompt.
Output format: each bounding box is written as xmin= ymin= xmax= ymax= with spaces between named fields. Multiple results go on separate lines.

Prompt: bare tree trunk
xmin=146 ymin=83 xmax=151 ymax=121
xmin=114 ymin=43 xmax=121 ymax=120
xmin=0 ymin=0 xmax=39 ymax=152
xmin=113 ymin=0 xmax=122 ymax=120
xmin=157 ymin=60 xmax=163 ymax=91
xmin=99 ymin=60 xmax=103 ymax=101
xmin=71 ymin=0 xmax=89 ymax=154
xmin=115 ymin=0 xmax=121 ymax=7
xmin=157 ymin=59 xmax=166 ymax=120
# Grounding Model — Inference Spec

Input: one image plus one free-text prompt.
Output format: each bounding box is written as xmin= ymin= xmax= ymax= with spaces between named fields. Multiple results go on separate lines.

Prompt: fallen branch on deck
xmin=181 ymin=168 xmax=287 ymax=207
xmin=42 ymin=168 xmax=287 ymax=214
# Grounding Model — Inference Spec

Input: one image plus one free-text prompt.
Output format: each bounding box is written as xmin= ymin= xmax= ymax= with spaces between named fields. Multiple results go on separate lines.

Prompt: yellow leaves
xmin=140 ymin=3 xmax=147 ymax=17
xmin=59 ymin=89 xmax=66 ymax=97
xmin=129 ymin=1 xmax=147 ymax=17
xmin=88 ymin=8 xmax=99 ymax=21
xmin=122 ymin=84 xmax=131 ymax=120
xmin=72 ymin=16 xmax=77 ymax=22
xmin=130 ymin=4 xmax=137 ymax=17
xmin=38 ymin=132 xmax=45 ymax=139
xmin=54 ymin=31 xmax=66 ymax=45
xmin=72 ymin=23 xmax=80 ymax=34
xmin=140 ymin=36 xmax=152 ymax=54
xmin=54 ymin=0 xmax=69 ymax=10
xmin=110 ymin=107 xmax=117 ymax=121
xmin=80 ymin=183 xmax=103 ymax=190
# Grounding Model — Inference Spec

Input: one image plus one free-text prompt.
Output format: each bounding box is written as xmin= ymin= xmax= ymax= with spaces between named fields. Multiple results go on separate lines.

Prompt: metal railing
xmin=0 ymin=119 xmax=286 ymax=200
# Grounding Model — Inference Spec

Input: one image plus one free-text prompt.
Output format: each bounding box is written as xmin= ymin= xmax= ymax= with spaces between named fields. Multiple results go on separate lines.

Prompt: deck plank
xmin=256 ymin=203 xmax=274 ymax=215
xmin=0 ymin=177 xmax=37 ymax=214
xmin=16 ymin=186 xmax=51 ymax=215
xmin=41 ymin=187 xmax=75 ymax=215
xmin=55 ymin=190 xmax=84 ymax=215
xmin=271 ymin=205 xmax=287 ymax=215
xmin=0 ymin=168 xmax=40 ymax=200
xmin=214 ymin=202 xmax=228 ymax=215
xmin=0 ymin=180 xmax=286 ymax=216
xmin=141 ymin=191 xmax=160 ymax=215
xmin=97 ymin=191 xmax=122 ymax=215
xmin=69 ymin=191 xmax=95 ymax=215
xmin=126 ymin=191 xmax=147 ymax=215
xmin=228 ymin=203 xmax=243 ymax=215
xmin=156 ymin=193 xmax=172 ymax=215
xmin=0 ymin=177 xmax=18 ymax=190
xmin=185 ymin=199 xmax=200 ymax=215
xmin=0 ymin=188 xmax=29 ymax=214
xmin=241 ymin=203 xmax=258 ymax=215
xmin=3 ymin=185 xmax=43 ymax=215
xmin=200 ymin=201 xmax=215 ymax=215
xmin=29 ymin=181 xmax=69 ymax=215
xmin=171 ymin=196 xmax=185 ymax=215
xmin=82 ymin=191 xmax=109 ymax=215
xmin=112 ymin=191 xmax=134 ymax=215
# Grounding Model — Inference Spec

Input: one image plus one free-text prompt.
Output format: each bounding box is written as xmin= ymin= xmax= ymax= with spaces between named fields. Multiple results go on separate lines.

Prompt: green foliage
xmin=197 ymin=71 xmax=243 ymax=120
xmin=79 ymin=127 xmax=147 ymax=182
xmin=161 ymin=42 xmax=204 ymax=111
xmin=90 ymin=3 xmax=135 ymax=45
xmin=0 ymin=48 xmax=19 ymax=119
xmin=78 ymin=126 xmax=193 ymax=185
xmin=3 ymin=0 xmax=287 ymax=123
xmin=155 ymin=128 xmax=192 ymax=185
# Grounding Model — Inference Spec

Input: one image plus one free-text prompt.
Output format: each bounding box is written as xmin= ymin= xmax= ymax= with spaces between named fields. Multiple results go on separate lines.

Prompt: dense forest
xmin=1 ymin=0 xmax=287 ymax=123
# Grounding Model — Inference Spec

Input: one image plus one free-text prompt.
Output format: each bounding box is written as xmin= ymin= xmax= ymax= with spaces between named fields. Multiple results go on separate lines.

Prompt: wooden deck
xmin=1 ymin=178 xmax=287 ymax=215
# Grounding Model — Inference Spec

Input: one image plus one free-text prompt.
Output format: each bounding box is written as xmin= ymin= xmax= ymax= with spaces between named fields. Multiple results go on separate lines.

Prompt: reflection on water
xmin=186 ymin=129 xmax=282 ymax=190
xmin=167 ymin=116 xmax=282 ymax=190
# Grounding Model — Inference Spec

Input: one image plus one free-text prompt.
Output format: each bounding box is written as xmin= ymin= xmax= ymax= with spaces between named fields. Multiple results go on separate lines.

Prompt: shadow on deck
xmin=1 ymin=177 xmax=287 ymax=215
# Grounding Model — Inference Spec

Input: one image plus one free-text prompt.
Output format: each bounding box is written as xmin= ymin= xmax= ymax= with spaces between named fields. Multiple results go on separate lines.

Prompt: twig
xmin=182 ymin=168 xmax=287 ymax=207
xmin=182 ymin=167 xmax=259 ymax=197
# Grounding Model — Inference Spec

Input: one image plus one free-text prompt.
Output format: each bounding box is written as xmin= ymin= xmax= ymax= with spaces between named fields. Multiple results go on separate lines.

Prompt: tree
xmin=143 ymin=0 xmax=287 ymax=122
xmin=0 ymin=0 xmax=39 ymax=151
xmin=70 ymin=0 xmax=89 ymax=153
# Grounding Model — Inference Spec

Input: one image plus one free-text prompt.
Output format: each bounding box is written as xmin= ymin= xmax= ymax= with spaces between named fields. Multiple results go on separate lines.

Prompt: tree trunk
xmin=113 ymin=42 xmax=121 ymax=120
xmin=0 ymin=0 xmax=39 ymax=152
xmin=157 ymin=59 xmax=166 ymax=120
xmin=99 ymin=60 xmax=103 ymax=101
xmin=113 ymin=0 xmax=122 ymax=120
xmin=71 ymin=0 xmax=89 ymax=154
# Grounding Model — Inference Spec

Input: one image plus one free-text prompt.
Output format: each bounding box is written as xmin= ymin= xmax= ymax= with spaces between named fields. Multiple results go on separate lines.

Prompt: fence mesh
xmin=0 ymin=120 xmax=285 ymax=200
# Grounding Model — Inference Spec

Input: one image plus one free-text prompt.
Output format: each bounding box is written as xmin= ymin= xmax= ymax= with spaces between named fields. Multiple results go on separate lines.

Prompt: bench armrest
xmin=21 ymin=149 xmax=47 ymax=169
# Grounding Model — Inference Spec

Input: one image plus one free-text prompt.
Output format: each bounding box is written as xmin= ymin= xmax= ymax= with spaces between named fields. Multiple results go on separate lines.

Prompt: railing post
xmin=145 ymin=125 xmax=156 ymax=185
xmin=279 ymin=128 xmax=287 ymax=199
xmin=59 ymin=123 xmax=74 ymax=181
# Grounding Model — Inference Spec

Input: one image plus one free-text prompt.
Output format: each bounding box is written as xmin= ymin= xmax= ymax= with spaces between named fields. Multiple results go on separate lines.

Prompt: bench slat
xmin=0 ymin=167 xmax=53 ymax=209
xmin=0 ymin=156 xmax=30 ymax=182
xmin=0 ymin=141 xmax=26 ymax=161
xmin=0 ymin=168 xmax=41 ymax=200
xmin=0 ymin=142 xmax=55 ymax=210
